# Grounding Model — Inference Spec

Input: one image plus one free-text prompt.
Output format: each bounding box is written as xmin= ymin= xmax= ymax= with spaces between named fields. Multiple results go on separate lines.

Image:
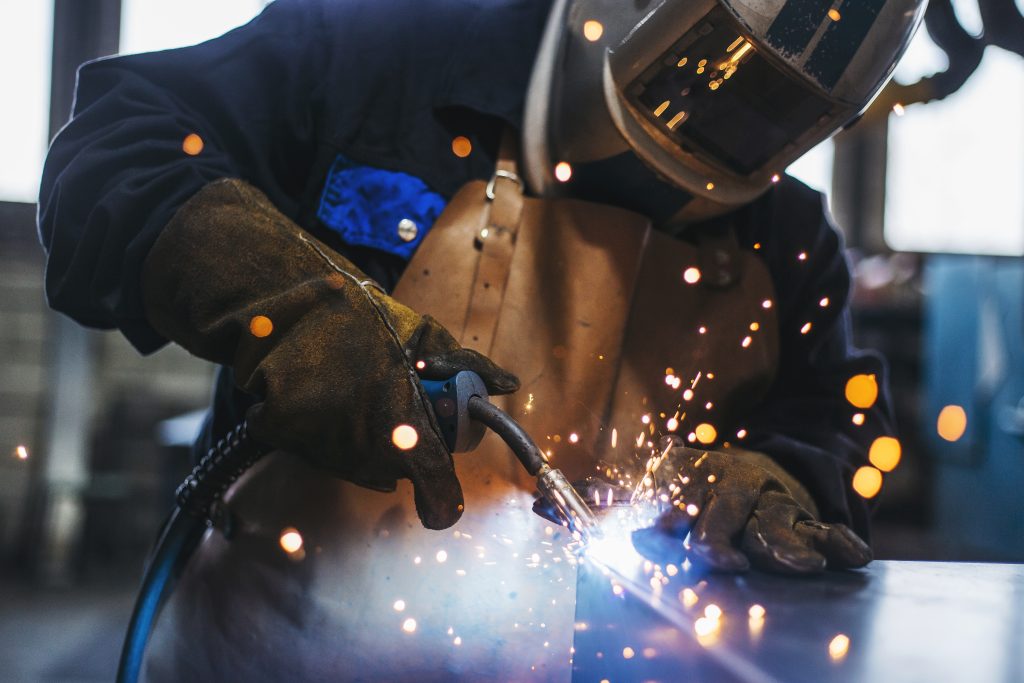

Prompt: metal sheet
xmin=572 ymin=552 xmax=1024 ymax=683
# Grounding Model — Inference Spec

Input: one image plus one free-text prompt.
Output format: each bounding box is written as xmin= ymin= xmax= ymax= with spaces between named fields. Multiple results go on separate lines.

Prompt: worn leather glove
xmin=630 ymin=442 xmax=871 ymax=574
xmin=141 ymin=178 xmax=519 ymax=529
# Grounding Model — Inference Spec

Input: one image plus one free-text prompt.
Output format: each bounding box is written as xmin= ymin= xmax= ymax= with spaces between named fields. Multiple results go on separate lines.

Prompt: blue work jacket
xmin=37 ymin=0 xmax=891 ymax=535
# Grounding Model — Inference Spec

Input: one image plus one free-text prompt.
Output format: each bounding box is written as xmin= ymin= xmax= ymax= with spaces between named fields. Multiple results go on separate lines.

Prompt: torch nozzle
xmin=466 ymin=394 xmax=601 ymax=541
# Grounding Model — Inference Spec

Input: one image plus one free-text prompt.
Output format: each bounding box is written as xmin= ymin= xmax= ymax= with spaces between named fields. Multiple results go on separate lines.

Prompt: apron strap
xmin=462 ymin=128 xmax=525 ymax=351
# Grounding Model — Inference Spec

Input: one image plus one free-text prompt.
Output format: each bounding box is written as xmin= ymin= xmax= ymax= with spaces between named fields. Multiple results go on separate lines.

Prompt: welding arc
xmin=467 ymin=396 xmax=547 ymax=474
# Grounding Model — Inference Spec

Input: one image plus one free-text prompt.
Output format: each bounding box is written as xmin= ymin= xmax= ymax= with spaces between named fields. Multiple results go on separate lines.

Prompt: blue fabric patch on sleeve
xmin=317 ymin=155 xmax=448 ymax=260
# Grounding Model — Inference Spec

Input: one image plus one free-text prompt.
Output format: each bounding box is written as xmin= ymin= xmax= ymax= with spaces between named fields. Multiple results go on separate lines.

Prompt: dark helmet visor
xmin=627 ymin=5 xmax=837 ymax=176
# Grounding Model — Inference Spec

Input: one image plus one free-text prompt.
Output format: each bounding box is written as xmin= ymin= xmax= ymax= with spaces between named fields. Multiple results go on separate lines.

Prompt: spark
xmin=453 ymin=636 xmax=462 ymax=645
xmin=611 ymin=428 xmax=618 ymax=448
xmin=393 ymin=599 xmax=406 ymax=612
xmin=705 ymin=402 xmax=713 ymax=410
xmin=436 ymin=550 xmax=448 ymax=563
xmin=748 ymin=604 xmax=765 ymax=619
xmin=667 ymin=111 xmax=688 ymax=129
xmin=612 ymin=584 xmax=624 ymax=596
xmin=392 ymin=425 xmax=419 ymax=450
xmin=681 ymin=588 xmax=699 ymax=607
xmin=666 ymin=417 xmax=679 ymax=431
xmin=524 ymin=393 xmax=535 ymax=414
xmin=753 ymin=242 xmax=762 ymax=249
xmin=695 ymin=423 xmax=717 ymax=444
xmin=569 ymin=432 xmax=579 ymax=444
xmin=666 ymin=563 xmax=678 ymax=576
xmin=402 ymin=618 xmax=417 ymax=633
xmin=555 ymin=162 xmax=573 ymax=182
xmin=827 ymin=8 xmax=842 ymax=21
xmin=800 ymin=322 xmax=812 ymax=334
xmin=665 ymin=374 xmax=676 ymax=386
xmin=14 ymin=445 xmax=28 ymax=460
xmin=654 ymin=100 xmax=671 ymax=117
xmin=642 ymin=414 xmax=651 ymax=425
xmin=686 ymin=503 xmax=699 ymax=516
xmin=705 ymin=182 xmax=715 ymax=191
xmin=636 ymin=432 xmax=646 ymax=448
xmin=582 ymin=20 xmax=604 ymax=41
xmin=770 ymin=174 xmax=780 ymax=183
xmin=762 ymin=299 xmax=773 ymax=309
xmin=415 ymin=360 xmax=427 ymax=370
xmin=704 ymin=604 xmax=722 ymax=620
xmin=413 ymin=556 xmax=422 ymax=564
xmin=749 ymin=322 xmax=759 ymax=331
xmin=852 ymin=466 xmax=883 ymax=498
xmin=707 ymin=474 xmax=716 ymax=483
xmin=182 ymin=133 xmax=204 ymax=156
xmin=852 ymin=413 xmax=865 ymax=426
xmin=279 ymin=528 xmax=303 ymax=555
xmin=867 ymin=436 xmax=901 ymax=471
xmin=683 ymin=267 xmax=702 ymax=284
xmin=829 ymin=634 xmax=850 ymax=660
xmin=741 ymin=336 xmax=752 ymax=348
xmin=622 ymin=646 xmax=635 ymax=659
xmin=451 ymin=136 xmax=472 ymax=158
xmin=694 ymin=617 xmax=718 ymax=637
xmin=698 ymin=326 xmax=707 ymax=334
xmin=798 ymin=251 xmax=808 ymax=261
xmin=820 ymin=297 xmax=830 ymax=307
xmin=893 ymin=102 xmax=906 ymax=116
xmin=683 ymin=389 xmax=694 ymax=401
xmin=677 ymin=57 xmax=688 ymax=67
xmin=937 ymin=405 xmax=967 ymax=441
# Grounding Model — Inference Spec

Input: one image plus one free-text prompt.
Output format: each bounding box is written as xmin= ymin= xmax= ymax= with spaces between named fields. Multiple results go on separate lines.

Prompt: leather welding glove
xmin=141 ymin=178 xmax=519 ymax=530
xmin=631 ymin=442 xmax=871 ymax=574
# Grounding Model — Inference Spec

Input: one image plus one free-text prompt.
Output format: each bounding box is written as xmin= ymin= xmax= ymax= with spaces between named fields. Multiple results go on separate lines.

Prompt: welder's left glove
xmin=631 ymin=444 xmax=871 ymax=574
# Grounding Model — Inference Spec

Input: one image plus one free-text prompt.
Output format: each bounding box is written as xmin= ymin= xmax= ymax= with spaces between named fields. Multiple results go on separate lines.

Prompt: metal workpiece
xmin=571 ymin=558 xmax=1024 ymax=683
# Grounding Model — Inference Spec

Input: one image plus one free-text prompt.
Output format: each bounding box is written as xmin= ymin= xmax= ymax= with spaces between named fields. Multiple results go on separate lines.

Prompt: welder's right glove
xmin=631 ymin=444 xmax=872 ymax=574
xmin=141 ymin=178 xmax=519 ymax=530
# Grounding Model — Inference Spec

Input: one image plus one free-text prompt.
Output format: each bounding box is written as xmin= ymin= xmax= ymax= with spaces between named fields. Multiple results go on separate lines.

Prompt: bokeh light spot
xmin=392 ymin=424 xmax=419 ymax=450
xmin=451 ymin=136 xmax=472 ymax=158
xmin=845 ymin=374 xmax=878 ymax=409
xmin=937 ymin=405 xmax=967 ymax=442
xmin=249 ymin=315 xmax=273 ymax=338
xmin=583 ymin=20 xmax=604 ymax=41
xmin=852 ymin=466 xmax=882 ymax=499
xmin=868 ymin=436 xmax=901 ymax=472
xmin=182 ymin=133 xmax=204 ymax=156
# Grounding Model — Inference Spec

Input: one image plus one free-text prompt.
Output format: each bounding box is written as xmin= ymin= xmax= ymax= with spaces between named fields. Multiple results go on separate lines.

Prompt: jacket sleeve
xmin=739 ymin=178 xmax=895 ymax=540
xmin=37 ymin=0 xmax=326 ymax=352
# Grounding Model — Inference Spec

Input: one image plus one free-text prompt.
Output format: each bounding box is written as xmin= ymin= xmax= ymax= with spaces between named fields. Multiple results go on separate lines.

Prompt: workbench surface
xmin=572 ymin=559 xmax=1024 ymax=682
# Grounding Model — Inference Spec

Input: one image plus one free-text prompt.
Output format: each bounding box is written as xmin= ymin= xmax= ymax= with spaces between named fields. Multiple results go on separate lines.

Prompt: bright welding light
xmin=555 ymin=162 xmax=573 ymax=182
xmin=402 ymin=618 xmax=417 ymax=633
xmin=279 ymin=528 xmax=303 ymax=554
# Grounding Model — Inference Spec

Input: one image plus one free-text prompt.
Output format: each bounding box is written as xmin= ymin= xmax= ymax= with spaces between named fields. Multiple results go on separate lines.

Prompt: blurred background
xmin=0 ymin=0 xmax=1022 ymax=680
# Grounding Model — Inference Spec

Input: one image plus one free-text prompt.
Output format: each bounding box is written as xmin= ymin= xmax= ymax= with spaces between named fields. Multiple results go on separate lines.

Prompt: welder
xmin=38 ymin=0 xmax=924 ymax=679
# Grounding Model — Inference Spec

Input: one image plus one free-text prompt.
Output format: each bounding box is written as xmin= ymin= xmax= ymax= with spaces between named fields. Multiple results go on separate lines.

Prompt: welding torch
xmin=419 ymin=370 xmax=601 ymax=539
xmin=117 ymin=369 xmax=599 ymax=683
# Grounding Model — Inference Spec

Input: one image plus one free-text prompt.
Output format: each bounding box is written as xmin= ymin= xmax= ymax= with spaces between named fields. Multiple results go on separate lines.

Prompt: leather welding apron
xmin=143 ymin=146 xmax=778 ymax=683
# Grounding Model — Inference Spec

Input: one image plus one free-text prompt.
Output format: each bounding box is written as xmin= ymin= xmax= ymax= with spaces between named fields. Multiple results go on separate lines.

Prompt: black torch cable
xmin=467 ymin=396 xmax=547 ymax=475
xmin=117 ymin=422 xmax=265 ymax=683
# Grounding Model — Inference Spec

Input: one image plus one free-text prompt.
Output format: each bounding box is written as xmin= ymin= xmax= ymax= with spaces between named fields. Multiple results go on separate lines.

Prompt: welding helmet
xmin=523 ymin=0 xmax=926 ymax=220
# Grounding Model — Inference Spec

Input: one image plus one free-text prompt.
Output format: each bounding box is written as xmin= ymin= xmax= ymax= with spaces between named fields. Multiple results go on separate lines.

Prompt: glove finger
xmin=631 ymin=506 xmax=693 ymax=565
xmin=398 ymin=428 xmax=465 ymax=530
xmin=794 ymin=521 xmax=872 ymax=569
xmin=689 ymin=490 xmax=756 ymax=573
xmin=741 ymin=505 xmax=827 ymax=575
xmin=419 ymin=347 xmax=520 ymax=395
xmin=409 ymin=465 xmax=464 ymax=530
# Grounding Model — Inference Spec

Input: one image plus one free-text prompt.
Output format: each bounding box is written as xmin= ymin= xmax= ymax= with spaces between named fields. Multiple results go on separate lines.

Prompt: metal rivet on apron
xmin=397 ymin=218 xmax=419 ymax=242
